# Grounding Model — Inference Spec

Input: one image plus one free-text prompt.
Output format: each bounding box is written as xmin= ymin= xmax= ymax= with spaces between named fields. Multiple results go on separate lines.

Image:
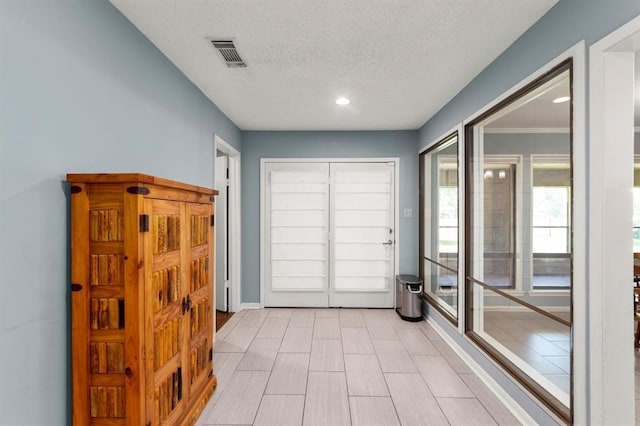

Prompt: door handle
xmin=382 ymin=240 xmax=393 ymax=246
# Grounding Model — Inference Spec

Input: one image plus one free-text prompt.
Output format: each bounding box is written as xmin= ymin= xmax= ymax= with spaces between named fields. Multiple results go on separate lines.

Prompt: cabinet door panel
xmin=185 ymin=202 xmax=214 ymax=400
xmin=144 ymin=198 xmax=187 ymax=425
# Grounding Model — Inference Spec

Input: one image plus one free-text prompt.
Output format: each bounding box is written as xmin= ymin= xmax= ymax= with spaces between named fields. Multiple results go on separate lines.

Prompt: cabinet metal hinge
xmin=210 ymin=215 xmax=215 ymax=227
xmin=70 ymin=283 xmax=83 ymax=292
xmin=126 ymin=186 xmax=150 ymax=195
xmin=209 ymin=348 xmax=213 ymax=361
xmin=118 ymin=299 xmax=125 ymax=329
xmin=70 ymin=185 xmax=82 ymax=194
xmin=177 ymin=367 xmax=183 ymax=400
xmin=139 ymin=214 xmax=149 ymax=232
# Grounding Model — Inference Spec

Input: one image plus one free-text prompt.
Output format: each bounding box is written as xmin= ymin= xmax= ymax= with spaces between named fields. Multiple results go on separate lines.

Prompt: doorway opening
xmin=214 ymin=135 xmax=241 ymax=314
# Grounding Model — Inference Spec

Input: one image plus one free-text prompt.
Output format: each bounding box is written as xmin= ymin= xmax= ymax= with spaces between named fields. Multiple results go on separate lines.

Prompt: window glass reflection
xmin=465 ymin=64 xmax=573 ymax=420
xmin=420 ymin=134 xmax=459 ymax=320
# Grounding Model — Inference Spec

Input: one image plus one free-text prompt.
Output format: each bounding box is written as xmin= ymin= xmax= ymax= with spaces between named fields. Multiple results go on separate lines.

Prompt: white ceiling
xmin=109 ymin=0 xmax=558 ymax=131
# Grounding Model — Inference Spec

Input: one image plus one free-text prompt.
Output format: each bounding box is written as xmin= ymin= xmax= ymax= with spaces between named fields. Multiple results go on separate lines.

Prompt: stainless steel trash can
xmin=395 ymin=275 xmax=423 ymax=322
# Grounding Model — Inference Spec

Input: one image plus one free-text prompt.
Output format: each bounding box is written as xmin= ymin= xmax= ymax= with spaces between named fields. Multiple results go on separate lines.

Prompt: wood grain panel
xmin=68 ymin=174 xmax=217 ymax=425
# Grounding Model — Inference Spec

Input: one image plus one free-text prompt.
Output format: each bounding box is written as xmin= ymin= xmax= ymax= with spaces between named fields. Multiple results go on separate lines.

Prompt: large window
xmin=464 ymin=61 xmax=573 ymax=421
xmin=419 ymin=133 xmax=459 ymax=322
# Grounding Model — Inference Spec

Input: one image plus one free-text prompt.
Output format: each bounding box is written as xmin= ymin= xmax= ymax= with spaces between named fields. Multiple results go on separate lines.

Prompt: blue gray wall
xmin=418 ymin=0 xmax=640 ymax=424
xmin=419 ymin=0 xmax=640 ymax=150
xmin=0 ymin=1 xmax=240 ymax=423
xmin=241 ymin=131 xmax=418 ymax=304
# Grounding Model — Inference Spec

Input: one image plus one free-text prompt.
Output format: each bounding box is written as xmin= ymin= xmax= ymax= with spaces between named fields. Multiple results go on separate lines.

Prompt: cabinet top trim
xmin=66 ymin=173 xmax=218 ymax=196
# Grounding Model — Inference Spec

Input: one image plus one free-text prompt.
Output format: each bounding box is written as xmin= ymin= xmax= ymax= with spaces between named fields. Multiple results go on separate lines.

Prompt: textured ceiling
xmin=109 ymin=0 xmax=558 ymax=131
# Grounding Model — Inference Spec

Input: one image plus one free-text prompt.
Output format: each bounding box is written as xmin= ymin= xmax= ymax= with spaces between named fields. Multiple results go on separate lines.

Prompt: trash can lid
xmin=396 ymin=274 xmax=422 ymax=284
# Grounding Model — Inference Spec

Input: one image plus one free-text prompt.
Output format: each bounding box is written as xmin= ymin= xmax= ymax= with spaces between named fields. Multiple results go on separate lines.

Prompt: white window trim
xmin=588 ymin=15 xmax=640 ymax=425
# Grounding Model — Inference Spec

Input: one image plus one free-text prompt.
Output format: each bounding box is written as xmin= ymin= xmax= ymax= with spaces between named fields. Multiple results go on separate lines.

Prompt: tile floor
xmin=196 ymin=308 xmax=520 ymax=426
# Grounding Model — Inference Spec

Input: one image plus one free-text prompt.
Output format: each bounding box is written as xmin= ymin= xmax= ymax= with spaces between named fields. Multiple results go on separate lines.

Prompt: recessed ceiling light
xmin=553 ymin=96 xmax=570 ymax=104
xmin=335 ymin=97 xmax=350 ymax=106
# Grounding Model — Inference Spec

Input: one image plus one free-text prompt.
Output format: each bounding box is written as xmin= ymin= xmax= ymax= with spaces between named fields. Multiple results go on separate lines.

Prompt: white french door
xmin=265 ymin=162 xmax=330 ymax=307
xmin=263 ymin=160 xmax=396 ymax=308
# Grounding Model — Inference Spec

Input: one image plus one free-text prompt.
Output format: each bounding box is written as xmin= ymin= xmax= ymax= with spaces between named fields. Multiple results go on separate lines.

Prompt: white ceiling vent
xmin=210 ymin=40 xmax=246 ymax=68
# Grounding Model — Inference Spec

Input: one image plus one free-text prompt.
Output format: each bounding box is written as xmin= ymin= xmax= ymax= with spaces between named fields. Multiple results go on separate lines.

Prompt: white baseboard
xmin=425 ymin=315 xmax=538 ymax=426
xmin=240 ymin=303 xmax=262 ymax=310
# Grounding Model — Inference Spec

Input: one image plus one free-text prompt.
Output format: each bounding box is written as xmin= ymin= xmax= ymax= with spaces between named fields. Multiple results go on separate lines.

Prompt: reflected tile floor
xmin=196 ymin=308 xmax=520 ymax=426
xmin=636 ymin=352 xmax=640 ymax=424
xmin=483 ymin=311 xmax=571 ymax=397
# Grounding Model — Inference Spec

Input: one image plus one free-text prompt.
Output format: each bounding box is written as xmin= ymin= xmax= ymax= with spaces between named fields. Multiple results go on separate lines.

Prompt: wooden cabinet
xmin=67 ymin=173 xmax=218 ymax=425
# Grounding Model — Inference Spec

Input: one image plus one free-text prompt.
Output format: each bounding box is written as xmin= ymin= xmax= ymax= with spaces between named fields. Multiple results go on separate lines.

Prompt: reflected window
xmin=464 ymin=61 xmax=573 ymax=421
xmin=634 ymin=189 xmax=640 ymax=251
xmin=634 ymin=160 xmax=640 ymax=251
xmin=483 ymin=161 xmax=517 ymax=288
xmin=532 ymin=157 xmax=571 ymax=289
xmin=420 ymin=133 xmax=459 ymax=322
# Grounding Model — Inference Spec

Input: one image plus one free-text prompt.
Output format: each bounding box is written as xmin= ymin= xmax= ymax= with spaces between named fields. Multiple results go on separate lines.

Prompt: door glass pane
xmin=465 ymin=64 xmax=573 ymax=420
xmin=420 ymin=133 xmax=459 ymax=320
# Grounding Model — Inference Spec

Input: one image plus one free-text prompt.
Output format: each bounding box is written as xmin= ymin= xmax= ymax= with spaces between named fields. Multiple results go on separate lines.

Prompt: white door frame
xmin=260 ymin=157 xmax=400 ymax=308
xmin=214 ymin=134 xmax=241 ymax=313
xmin=588 ymin=15 xmax=639 ymax=425
xmin=215 ymin=154 xmax=229 ymax=312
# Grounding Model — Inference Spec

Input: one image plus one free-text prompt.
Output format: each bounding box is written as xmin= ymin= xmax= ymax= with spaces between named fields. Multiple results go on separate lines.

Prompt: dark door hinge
xmin=118 ymin=299 xmax=125 ymax=329
xmin=177 ymin=367 xmax=183 ymax=400
xmin=70 ymin=283 xmax=83 ymax=292
xmin=127 ymin=186 xmax=150 ymax=195
xmin=139 ymin=214 xmax=149 ymax=232
xmin=209 ymin=348 xmax=213 ymax=361
xmin=70 ymin=185 xmax=82 ymax=194
xmin=210 ymin=215 xmax=215 ymax=227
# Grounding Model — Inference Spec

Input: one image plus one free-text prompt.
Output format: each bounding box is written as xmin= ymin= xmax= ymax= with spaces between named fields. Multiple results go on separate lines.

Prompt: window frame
xmin=463 ymin=59 xmax=574 ymax=423
xmin=419 ymin=131 xmax=460 ymax=325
